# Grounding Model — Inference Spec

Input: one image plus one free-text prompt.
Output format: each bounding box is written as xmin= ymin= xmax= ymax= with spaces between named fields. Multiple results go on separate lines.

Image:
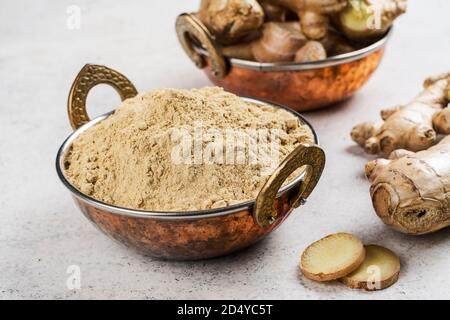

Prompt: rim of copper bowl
xmin=56 ymin=97 xmax=319 ymax=220
xmin=194 ymin=28 xmax=392 ymax=72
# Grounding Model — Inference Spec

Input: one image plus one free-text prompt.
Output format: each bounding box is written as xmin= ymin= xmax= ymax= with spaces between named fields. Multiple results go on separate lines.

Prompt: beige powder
xmin=64 ymin=87 xmax=314 ymax=211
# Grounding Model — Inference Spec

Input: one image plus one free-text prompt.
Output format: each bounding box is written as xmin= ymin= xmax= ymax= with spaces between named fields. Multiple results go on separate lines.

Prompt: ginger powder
xmin=64 ymin=87 xmax=314 ymax=211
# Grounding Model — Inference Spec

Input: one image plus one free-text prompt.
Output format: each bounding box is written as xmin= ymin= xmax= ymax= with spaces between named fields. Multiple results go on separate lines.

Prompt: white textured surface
xmin=0 ymin=0 xmax=449 ymax=300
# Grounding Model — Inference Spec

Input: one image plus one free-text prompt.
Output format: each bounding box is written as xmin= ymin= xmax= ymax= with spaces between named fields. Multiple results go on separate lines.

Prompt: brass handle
xmin=175 ymin=13 xmax=228 ymax=79
xmin=253 ymin=144 xmax=326 ymax=228
xmin=67 ymin=64 xmax=138 ymax=130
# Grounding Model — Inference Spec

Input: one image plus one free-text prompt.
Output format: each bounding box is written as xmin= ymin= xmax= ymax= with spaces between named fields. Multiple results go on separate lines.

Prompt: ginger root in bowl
xmin=196 ymin=0 xmax=407 ymax=63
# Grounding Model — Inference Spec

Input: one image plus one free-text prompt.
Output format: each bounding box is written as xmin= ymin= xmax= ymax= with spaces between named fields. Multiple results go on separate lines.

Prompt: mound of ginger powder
xmin=64 ymin=87 xmax=314 ymax=211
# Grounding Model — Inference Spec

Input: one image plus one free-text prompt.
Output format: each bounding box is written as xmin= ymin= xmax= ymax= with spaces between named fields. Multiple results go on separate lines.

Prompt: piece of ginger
xmin=300 ymin=233 xmax=365 ymax=281
xmin=351 ymin=72 xmax=450 ymax=156
xmin=266 ymin=0 xmax=348 ymax=40
xmin=341 ymin=245 xmax=400 ymax=291
xmin=222 ymin=21 xmax=308 ymax=62
xmin=295 ymin=40 xmax=327 ymax=62
xmin=365 ymin=135 xmax=450 ymax=235
xmin=339 ymin=0 xmax=407 ymax=40
xmin=198 ymin=0 xmax=265 ymax=44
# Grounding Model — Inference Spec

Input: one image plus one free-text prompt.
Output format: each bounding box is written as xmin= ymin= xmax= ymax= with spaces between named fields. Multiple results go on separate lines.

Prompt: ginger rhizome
xmin=195 ymin=0 xmax=407 ymax=63
xmin=260 ymin=0 xmax=292 ymax=22
xmin=266 ymin=0 xmax=348 ymax=40
xmin=351 ymin=73 xmax=450 ymax=156
xmin=222 ymin=21 xmax=308 ymax=62
xmin=339 ymin=0 xmax=407 ymax=40
xmin=365 ymin=135 xmax=450 ymax=235
xmin=352 ymin=72 xmax=450 ymax=235
xmin=198 ymin=0 xmax=265 ymax=44
xmin=295 ymin=40 xmax=327 ymax=62
xmin=221 ymin=21 xmax=352 ymax=62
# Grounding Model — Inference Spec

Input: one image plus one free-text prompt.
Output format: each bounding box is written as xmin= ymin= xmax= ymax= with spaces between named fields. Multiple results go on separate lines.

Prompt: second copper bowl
xmin=176 ymin=13 xmax=391 ymax=112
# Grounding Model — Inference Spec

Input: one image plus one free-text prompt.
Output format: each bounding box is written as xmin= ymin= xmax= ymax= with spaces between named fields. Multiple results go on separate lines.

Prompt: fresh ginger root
xmin=339 ymin=0 xmax=407 ymax=40
xmin=259 ymin=0 xmax=292 ymax=22
xmin=295 ymin=40 xmax=327 ymax=62
xmin=266 ymin=0 xmax=348 ymax=39
xmin=365 ymin=135 xmax=450 ymax=234
xmin=222 ymin=21 xmax=336 ymax=63
xmin=194 ymin=0 xmax=407 ymax=63
xmin=198 ymin=0 xmax=265 ymax=44
xmin=222 ymin=21 xmax=308 ymax=62
xmin=351 ymin=73 xmax=450 ymax=156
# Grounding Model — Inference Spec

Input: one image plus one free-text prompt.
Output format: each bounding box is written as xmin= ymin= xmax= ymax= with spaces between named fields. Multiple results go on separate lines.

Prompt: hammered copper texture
xmin=203 ymin=49 xmax=384 ymax=112
xmin=74 ymin=191 xmax=294 ymax=260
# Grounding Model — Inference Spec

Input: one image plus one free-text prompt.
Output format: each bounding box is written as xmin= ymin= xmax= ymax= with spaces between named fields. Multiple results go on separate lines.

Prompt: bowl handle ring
xmin=67 ymin=64 xmax=138 ymax=130
xmin=175 ymin=13 xmax=228 ymax=79
xmin=253 ymin=144 xmax=326 ymax=228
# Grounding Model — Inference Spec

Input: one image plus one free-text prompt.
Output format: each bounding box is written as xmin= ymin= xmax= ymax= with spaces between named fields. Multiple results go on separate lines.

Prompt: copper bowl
xmin=56 ymin=64 xmax=326 ymax=260
xmin=176 ymin=13 xmax=392 ymax=112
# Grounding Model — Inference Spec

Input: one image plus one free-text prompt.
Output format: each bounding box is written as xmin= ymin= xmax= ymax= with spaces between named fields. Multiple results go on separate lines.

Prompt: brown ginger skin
xmin=222 ymin=21 xmax=335 ymax=63
xmin=259 ymin=0 xmax=292 ymax=22
xmin=266 ymin=0 xmax=348 ymax=40
xmin=196 ymin=0 xmax=407 ymax=63
xmin=295 ymin=41 xmax=327 ymax=62
xmin=222 ymin=21 xmax=308 ymax=62
xmin=198 ymin=0 xmax=265 ymax=44
xmin=365 ymin=135 xmax=450 ymax=235
xmin=222 ymin=22 xmax=353 ymax=63
xmin=351 ymin=73 xmax=450 ymax=156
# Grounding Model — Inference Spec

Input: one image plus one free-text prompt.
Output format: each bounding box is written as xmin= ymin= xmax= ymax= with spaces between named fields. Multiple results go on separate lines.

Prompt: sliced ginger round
xmin=300 ymin=233 xmax=365 ymax=282
xmin=340 ymin=245 xmax=400 ymax=291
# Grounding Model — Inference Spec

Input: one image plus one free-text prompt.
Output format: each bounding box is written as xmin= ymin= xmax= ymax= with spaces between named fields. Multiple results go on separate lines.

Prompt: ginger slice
xmin=340 ymin=245 xmax=400 ymax=291
xmin=300 ymin=233 xmax=365 ymax=282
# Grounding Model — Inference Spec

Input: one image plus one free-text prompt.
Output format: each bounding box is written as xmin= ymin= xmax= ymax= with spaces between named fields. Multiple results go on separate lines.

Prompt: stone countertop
xmin=0 ymin=0 xmax=449 ymax=300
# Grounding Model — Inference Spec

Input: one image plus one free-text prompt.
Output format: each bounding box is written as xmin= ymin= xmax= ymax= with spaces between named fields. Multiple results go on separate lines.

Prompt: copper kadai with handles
xmin=175 ymin=13 xmax=391 ymax=112
xmin=56 ymin=64 xmax=326 ymax=260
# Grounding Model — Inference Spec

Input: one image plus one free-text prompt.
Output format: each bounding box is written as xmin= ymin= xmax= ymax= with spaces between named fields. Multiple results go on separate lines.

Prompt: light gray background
xmin=1 ymin=0 xmax=449 ymax=300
